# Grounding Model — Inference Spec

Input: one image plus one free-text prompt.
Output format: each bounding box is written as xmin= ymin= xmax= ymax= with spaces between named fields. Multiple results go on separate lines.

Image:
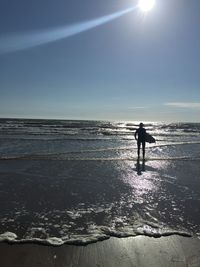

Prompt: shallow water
xmin=0 ymin=119 xmax=200 ymax=245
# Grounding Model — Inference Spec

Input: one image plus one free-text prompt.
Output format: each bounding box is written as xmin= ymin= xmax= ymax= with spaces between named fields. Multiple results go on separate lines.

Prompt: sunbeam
xmin=0 ymin=6 xmax=137 ymax=54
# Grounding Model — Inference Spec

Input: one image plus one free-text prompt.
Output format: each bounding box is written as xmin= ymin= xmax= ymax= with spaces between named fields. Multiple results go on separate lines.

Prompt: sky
xmin=0 ymin=0 xmax=200 ymax=122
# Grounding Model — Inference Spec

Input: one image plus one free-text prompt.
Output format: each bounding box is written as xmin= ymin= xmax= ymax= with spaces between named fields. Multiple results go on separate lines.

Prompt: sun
xmin=138 ymin=0 xmax=156 ymax=12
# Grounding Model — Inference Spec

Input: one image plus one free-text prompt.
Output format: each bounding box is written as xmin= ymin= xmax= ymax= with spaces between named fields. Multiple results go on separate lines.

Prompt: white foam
xmin=0 ymin=232 xmax=17 ymax=242
xmin=0 ymin=222 xmax=192 ymax=246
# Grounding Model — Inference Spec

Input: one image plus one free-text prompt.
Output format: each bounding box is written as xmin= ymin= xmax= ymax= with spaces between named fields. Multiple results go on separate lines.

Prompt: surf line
xmin=1 ymin=156 xmax=200 ymax=161
xmin=0 ymin=6 xmax=137 ymax=54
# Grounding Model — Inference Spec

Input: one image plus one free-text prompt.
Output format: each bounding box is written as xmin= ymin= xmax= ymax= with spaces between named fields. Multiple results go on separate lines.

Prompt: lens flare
xmin=0 ymin=7 xmax=136 ymax=55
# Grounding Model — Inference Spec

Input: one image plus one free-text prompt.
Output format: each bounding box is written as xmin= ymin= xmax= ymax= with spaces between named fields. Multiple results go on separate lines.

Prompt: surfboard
xmin=145 ymin=133 xmax=156 ymax=143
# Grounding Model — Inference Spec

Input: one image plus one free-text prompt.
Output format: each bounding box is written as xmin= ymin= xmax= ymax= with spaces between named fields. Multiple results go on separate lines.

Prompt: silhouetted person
xmin=135 ymin=122 xmax=146 ymax=159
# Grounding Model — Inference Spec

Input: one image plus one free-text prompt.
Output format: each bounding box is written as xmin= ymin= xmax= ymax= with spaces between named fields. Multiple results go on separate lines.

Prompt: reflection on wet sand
xmin=136 ymin=159 xmax=146 ymax=175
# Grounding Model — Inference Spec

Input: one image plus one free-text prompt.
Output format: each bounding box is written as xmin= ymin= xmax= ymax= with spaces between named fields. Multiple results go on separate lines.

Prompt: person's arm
xmin=135 ymin=130 xmax=138 ymax=140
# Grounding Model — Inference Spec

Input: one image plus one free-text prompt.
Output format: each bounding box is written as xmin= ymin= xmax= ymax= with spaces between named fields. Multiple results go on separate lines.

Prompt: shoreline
xmin=1 ymin=158 xmax=200 ymax=246
xmin=0 ymin=235 xmax=200 ymax=267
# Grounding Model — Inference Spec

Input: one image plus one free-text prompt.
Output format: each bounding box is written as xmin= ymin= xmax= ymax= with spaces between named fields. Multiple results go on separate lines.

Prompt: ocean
xmin=0 ymin=118 xmax=200 ymax=245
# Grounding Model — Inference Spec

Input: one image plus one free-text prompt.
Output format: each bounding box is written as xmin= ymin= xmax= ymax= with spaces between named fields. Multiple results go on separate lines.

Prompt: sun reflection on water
xmin=116 ymin=157 xmax=171 ymax=200
xmin=125 ymin=162 xmax=158 ymax=196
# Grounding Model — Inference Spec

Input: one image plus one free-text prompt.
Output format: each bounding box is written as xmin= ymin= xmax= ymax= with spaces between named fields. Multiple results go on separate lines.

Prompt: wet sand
xmin=1 ymin=159 xmax=200 ymax=266
xmin=1 ymin=236 xmax=200 ymax=267
xmin=1 ymin=159 xmax=200 ymax=243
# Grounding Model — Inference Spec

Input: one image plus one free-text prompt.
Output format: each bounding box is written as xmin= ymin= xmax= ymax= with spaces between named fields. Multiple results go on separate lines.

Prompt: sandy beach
xmin=1 ymin=235 xmax=200 ymax=267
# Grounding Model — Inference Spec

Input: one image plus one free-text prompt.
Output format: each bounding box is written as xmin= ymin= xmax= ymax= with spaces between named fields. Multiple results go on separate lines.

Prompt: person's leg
xmin=137 ymin=141 xmax=141 ymax=158
xmin=142 ymin=141 xmax=145 ymax=159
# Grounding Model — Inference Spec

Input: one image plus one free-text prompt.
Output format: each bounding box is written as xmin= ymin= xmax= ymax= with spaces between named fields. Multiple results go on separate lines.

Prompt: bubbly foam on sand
xmin=0 ymin=220 xmax=192 ymax=246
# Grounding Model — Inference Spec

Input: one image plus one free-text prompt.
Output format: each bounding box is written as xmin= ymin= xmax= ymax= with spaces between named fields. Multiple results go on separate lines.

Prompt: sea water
xmin=0 ymin=119 xmax=199 ymax=245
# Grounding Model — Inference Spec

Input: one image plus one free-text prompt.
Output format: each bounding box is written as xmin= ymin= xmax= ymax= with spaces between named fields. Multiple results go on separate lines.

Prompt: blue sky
xmin=0 ymin=0 xmax=200 ymax=122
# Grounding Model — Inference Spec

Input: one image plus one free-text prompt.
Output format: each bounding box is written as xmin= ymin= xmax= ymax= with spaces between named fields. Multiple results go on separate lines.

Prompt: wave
xmin=0 ymin=141 xmax=199 ymax=159
xmin=152 ymin=141 xmax=200 ymax=148
xmin=1 ymin=154 xmax=200 ymax=161
xmin=0 ymin=223 xmax=192 ymax=246
xmin=76 ymin=141 xmax=200 ymax=150
xmin=0 ymin=136 xmax=115 ymax=141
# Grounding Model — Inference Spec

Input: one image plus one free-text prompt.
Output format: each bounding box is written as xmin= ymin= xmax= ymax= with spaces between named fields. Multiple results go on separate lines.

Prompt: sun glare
xmin=139 ymin=0 xmax=155 ymax=12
